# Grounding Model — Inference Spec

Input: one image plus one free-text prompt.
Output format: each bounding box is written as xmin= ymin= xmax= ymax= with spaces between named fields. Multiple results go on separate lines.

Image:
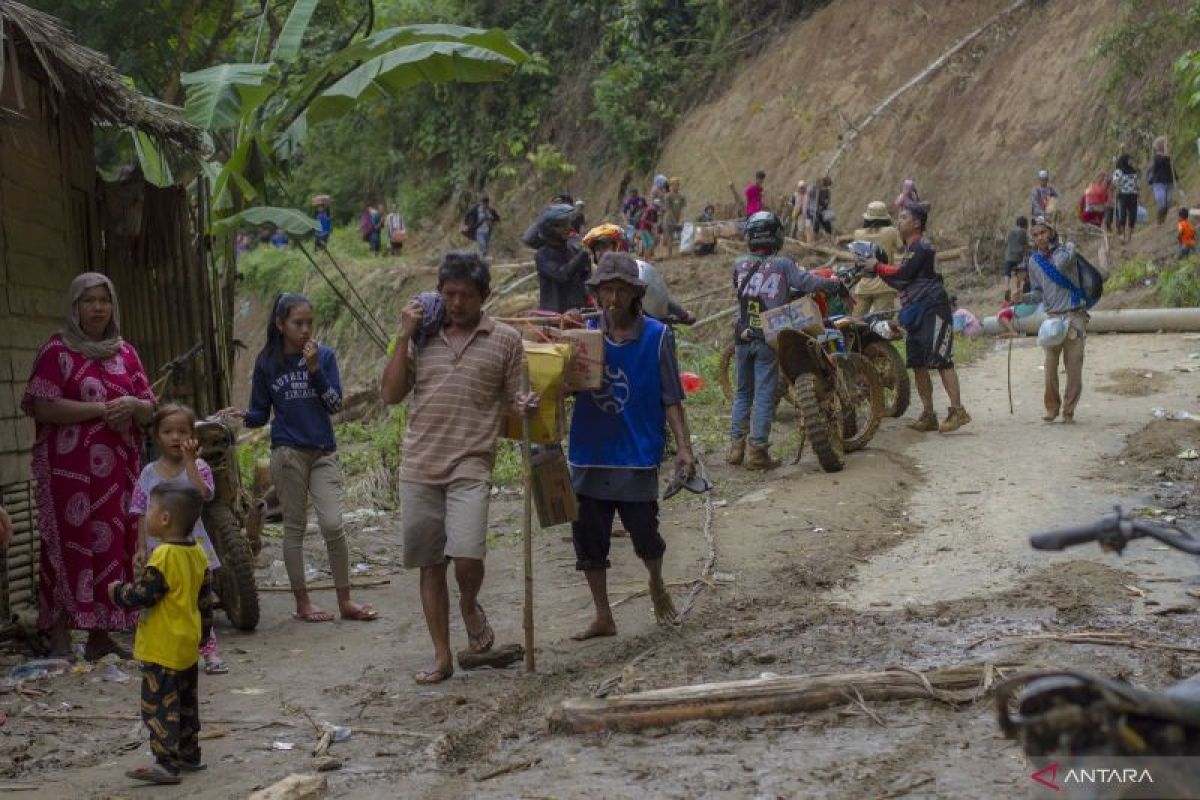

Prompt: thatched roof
xmin=0 ymin=0 xmax=203 ymax=153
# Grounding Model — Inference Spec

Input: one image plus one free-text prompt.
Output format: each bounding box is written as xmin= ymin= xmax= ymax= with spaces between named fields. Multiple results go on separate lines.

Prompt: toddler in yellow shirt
xmin=109 ymin=485 xmax=212 ymax=785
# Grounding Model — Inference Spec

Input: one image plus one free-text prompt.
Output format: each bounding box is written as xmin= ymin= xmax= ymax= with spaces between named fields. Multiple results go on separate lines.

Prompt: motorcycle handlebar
xmin=1030 ymin=517 xmax=1113 ymax=550
xmin=1030 ymin=509 xmax=1200 ymax=554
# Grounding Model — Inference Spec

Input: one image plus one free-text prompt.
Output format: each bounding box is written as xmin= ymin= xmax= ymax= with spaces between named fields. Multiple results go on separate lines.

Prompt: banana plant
xmin=181 ymin=0 xmax=528 ymax=230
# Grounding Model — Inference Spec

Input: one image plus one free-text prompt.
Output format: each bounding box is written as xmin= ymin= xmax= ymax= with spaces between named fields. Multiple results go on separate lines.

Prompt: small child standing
xmin=1177 ymin=208 xmax=1195 ymax=259
xmin=132 ymin=404 xmax=227 ymax=674
xmin=109 ymin=485 xmax=212 ymax=785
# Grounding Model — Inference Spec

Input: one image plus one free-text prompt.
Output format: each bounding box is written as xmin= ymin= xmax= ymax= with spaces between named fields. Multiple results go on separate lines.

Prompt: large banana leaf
xmin=273 ymin=0 xmax=322 ymax=65
xmin=214 ymin=206 xmax=319 ymax=234
xmin=307 ymin=41 xmax=518 ymax=124
xmin=277 ymin=25 xmax=527 ymax=130
xmin=131 ymin=130 xmax=174 ymax=188
xmin=181 ymin=62 xmax=280 ymax=131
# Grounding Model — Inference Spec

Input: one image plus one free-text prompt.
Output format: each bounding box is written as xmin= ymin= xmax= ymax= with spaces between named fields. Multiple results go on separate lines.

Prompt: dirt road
xmin=3 ymin=333 xmax=1199 ymax=799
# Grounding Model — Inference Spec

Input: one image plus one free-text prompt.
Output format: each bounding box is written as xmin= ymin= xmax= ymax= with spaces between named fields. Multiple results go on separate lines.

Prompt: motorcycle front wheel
xmin=793 ymin=373 xmax=844 ymax=473
xmin=204 ymin=504 xmax=261 ymax=632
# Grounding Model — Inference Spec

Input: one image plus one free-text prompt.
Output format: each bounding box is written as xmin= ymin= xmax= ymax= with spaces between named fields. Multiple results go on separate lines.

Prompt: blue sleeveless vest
xmin=569 ymin=316 xmax=667 ymax=469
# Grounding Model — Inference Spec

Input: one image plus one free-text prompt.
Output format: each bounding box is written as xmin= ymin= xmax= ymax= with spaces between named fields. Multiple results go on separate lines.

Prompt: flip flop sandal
xmin=663 ymin=472 xmax=714 ymax=500
xmin=466 ymin=604 xmax=494 ymax=653
xmin=179 ymin=761 xmax=208 ymax=772
xmin=293 ymin=609 xmax=335 ymax=623
xmin=413 ymin=666 xmax=454 ymax=685
xmin=203 ymin=658 xmax=229 ymax=675
xmin=126 ymin=765 xmax=182 ymax=785
xmin=457 ymin=643 xmax=524 ymax=671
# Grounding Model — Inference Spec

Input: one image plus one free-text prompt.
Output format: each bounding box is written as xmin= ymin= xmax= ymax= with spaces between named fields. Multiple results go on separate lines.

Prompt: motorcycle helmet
xmin=744 ymin=211 xmax=784 ymax=252
xmin=581 ymin=223 xmax=629 ymax=255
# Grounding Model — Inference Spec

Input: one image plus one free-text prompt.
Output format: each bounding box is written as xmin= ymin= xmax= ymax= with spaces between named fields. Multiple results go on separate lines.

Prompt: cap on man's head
xmin=1031 ymin=215 xmax=1056 ymax=234
xmin=586 ymin=252 xmax=646 ymax=291
xmin=1038 ymin=170 xmax=1049 ymax=180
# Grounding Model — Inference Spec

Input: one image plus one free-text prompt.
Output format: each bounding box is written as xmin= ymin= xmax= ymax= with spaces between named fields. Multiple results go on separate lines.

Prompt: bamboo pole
xmin=520 ymin=368 xmax=536 ymax=674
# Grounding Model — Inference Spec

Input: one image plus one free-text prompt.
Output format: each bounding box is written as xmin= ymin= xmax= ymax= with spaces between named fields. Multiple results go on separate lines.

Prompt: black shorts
xmin=1004 ymin=260 xmax=1027 ymax=278
xmin=572 ymin=495 xmax=665 ymax=571
xmin=906 ymin=304 xmax=954 ymax=370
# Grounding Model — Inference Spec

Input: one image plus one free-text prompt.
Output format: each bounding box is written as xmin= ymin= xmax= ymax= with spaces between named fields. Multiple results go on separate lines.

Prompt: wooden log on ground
xmin=248 ymin=774 xmax=327 ymax=800
xmin=549 ymin=664 xmax=1019 ymax=734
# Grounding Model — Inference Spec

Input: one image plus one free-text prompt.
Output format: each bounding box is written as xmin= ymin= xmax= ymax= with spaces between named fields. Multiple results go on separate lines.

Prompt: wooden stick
xmin=1007 ymin=632 xmax=1200 ymax=655
xmin=312 ymin=728 xmax=332 ymax=757
xmin=475 ymin=757 xmax=542 ymax=782
xmin=520 ymin=368 xmax=536 ymax=674
xmin=690 ymin=306 xmax=737 ymax=331
xmin=1006 ymin=337 xmax=1013 ymax=414
xmin=550 ymin=664 xmax=1018 ymax=734
xmin=258 ymin=578 xmax=391 ymax=592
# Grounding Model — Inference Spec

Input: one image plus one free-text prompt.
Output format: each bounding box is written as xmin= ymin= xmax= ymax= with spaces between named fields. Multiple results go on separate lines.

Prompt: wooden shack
xmin=0 ymin=1 xmax=218 ymax=620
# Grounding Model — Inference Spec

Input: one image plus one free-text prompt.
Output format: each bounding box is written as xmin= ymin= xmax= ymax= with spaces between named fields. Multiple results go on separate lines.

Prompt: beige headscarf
xmin=61 ymin=272 xmax=123 ymax=360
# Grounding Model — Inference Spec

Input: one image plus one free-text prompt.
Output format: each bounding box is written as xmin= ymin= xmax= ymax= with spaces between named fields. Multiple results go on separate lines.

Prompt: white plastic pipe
xmin=983 ymin=307 xmax=1200 ymax=336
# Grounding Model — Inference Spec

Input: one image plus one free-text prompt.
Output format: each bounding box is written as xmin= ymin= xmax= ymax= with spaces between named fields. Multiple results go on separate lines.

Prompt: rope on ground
xmin=678 ymin=461 xmax=717 ymax=621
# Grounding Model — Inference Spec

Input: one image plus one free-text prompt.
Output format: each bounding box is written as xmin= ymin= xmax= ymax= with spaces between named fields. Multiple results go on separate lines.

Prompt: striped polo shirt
xmin=400 ymin=315 xmax=525 ymax=485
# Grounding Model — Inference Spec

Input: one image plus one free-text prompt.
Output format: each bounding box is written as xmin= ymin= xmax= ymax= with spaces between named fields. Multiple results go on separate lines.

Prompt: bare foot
xmin=413 ymin=660 xmax=453 ymax=684
xmin=571 ymin=618 xmax=617 ymax=641
xmin=293 ymin=605 xmax=335 ymax=623
xmin=649 ymin=579 xmax=679 ymax=625
xmin=339 ymin=602 xmax=378 ymax=621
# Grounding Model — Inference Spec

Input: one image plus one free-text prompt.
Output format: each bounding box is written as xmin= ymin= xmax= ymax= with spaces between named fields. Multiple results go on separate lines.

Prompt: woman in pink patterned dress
xmin=22 ymin=273 xmax=156 ymax=660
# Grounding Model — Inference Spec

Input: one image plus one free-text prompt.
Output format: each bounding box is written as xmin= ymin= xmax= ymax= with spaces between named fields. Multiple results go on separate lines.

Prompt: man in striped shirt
xmin=381 ymin=252 xmax=538 ymax=685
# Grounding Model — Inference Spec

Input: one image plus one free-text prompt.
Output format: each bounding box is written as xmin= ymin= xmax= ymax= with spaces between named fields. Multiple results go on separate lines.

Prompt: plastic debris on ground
xmin=1151 ymin=408 xmax=1199 ymax=421
xmin=3 ymin=658 xmax=72 ymax=686
xmin=272 ymin=741 xmax=295 ymax=751
xmin=100 ymin=663 xmax=132 ymax=683
xmin=1178 ymin=450 xmax=1199 ymax=461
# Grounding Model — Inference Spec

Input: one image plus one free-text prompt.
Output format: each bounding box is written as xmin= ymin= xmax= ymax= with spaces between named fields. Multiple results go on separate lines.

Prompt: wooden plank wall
xmin=0 ymin=61 xmax=100 ymax=618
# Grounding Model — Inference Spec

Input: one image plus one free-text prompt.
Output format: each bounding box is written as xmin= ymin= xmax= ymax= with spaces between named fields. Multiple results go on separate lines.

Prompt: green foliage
xmin=1107 ymin=254 xmax=1158 ymax=291
xmin=236 ymin=246 xmax=309 ymax=297
xmin=1107 ymin=253 xmax=1200 ymax=306
xmin=1158 ymin=257 xmax=1200 ymax=306
xmin=1093 ymin=0 xmax=1200 ymax=149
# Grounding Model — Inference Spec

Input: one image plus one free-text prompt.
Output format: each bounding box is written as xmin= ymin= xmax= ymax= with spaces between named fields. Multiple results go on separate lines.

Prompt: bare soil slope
xmin=570 ymin=0 xmax=1125 ymax=241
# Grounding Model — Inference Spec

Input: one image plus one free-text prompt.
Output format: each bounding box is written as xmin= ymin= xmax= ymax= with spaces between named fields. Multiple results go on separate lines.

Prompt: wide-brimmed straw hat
xmin=863 ymin=201 xmax=891 ymax=222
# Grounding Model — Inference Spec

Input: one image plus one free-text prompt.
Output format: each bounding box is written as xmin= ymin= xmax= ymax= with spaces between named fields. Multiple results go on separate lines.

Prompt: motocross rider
xmin=729 ymin=211 xmax=845 ymax=470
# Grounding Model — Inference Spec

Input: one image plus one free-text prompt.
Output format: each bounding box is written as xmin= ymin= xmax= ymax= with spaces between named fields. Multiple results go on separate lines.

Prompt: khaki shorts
xmin=400 ymin=479 xmax=491 ymax=568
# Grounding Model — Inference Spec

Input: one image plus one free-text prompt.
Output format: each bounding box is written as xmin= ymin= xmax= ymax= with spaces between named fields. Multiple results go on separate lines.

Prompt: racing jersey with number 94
xmin=732 ymin=254 xmax=839 ymax=334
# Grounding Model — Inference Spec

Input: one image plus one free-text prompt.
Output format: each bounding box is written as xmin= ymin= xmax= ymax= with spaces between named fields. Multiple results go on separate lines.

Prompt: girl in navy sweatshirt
xmin=223 ymin=293 xmax=377 ymax=623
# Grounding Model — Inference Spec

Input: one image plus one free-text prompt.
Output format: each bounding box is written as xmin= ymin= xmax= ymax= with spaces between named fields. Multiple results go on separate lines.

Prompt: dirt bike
xmin=151 ymin=346 xmax=261 ymax=632
xmin=997 ymin=508 xmax=1200 ymax=790
xmin=825 ymin=309 xmax=911 ymax=419
xmin=773 ymin=306 xmax=883 ymax=473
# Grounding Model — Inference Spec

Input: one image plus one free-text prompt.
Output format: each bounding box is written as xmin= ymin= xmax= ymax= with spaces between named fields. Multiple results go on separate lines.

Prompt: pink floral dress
xmin=21 ymin=335 xmax=155 ymax=631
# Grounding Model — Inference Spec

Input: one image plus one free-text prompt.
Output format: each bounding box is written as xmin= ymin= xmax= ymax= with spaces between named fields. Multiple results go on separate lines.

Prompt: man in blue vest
xmin=568 ymin=252 xmax=697 ymax=640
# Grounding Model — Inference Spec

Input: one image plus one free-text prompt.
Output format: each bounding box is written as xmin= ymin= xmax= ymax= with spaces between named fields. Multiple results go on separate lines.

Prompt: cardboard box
xmin=760 ymin=295 xmax=825 ymax=342
xmin=529 ymin=445 xmax=578 ymax=527
xmin=550 ymin=328 xmax=604 ymax=392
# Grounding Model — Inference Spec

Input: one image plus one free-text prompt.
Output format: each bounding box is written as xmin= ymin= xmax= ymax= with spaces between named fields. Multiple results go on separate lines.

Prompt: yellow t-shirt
xmin=134 ymin=542 xmax=209 ymax=670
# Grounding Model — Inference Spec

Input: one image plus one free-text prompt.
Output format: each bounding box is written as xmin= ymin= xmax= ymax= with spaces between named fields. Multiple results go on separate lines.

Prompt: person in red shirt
xmin=744 ymin=171 xmax=765 ymax=216
xmin=1178 ymin=208 xmax=1195 ymax=258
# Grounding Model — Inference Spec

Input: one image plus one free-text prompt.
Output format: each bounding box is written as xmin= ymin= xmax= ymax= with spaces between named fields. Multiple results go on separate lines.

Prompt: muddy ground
xmin=2 ymin=332 xmax=1199 ymax=800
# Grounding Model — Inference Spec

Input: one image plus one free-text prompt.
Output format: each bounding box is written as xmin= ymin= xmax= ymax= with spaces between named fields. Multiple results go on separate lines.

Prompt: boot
xmin=939 ymin=406 xmax=972 ymax=433
xmin=909 ymin=410 xmax=939 ymax=432
xmin=726 ymin=436 xmax=746 ymax=466
xmin=744 ymin=442 xmax=781 ymax=471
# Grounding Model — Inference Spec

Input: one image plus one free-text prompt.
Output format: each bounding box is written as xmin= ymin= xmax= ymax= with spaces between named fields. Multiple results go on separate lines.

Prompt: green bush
xmin=1107 ymin=255 xmax=1158 ymax=291
xmin=1158 ymin=258 xmax=1200 ymax=306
